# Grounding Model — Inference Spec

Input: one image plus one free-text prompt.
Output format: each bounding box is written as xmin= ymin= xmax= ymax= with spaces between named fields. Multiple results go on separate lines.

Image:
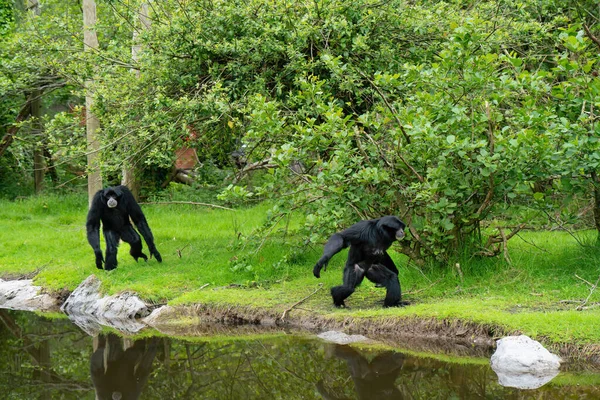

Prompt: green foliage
xmin=211 ymin=0 xmax=576 ymax=262
xmin=3 ymin=0 xmax=600 ymax=263
xmin=0 ymin=0 xmax=14 ymax=37
xmin=0 ymin=152 xmax=33 ymax=198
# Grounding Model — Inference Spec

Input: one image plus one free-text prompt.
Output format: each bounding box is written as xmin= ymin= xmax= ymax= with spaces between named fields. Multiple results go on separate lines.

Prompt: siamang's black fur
xmin=86 ymin=185 xmax=162 ymax=271
xmin=91 ymin=334 xmax=159 ymax=400
xmin=313 ymin=216 xmax=406 ymax=308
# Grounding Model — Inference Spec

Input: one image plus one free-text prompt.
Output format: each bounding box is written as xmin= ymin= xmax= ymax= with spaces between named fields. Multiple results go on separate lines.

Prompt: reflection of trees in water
xmin=316 ymin=344 xmax=404 ymax=400
xmin=146 ymin=337 xmax=349 ymax=399
xmin=1 ymin=310 xmax=600 ymax=399
xmin=316 ymin=345 xmax=506 ymax=400
xmin=0 ymin=309 xmax=93 ymax=399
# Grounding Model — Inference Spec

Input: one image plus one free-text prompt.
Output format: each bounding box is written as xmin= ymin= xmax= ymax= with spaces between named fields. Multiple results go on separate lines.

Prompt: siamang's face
xmin=103 ymin=188 xmax=120 ymax=209
xmin=379 ymin=216 xmax=406 ymax=240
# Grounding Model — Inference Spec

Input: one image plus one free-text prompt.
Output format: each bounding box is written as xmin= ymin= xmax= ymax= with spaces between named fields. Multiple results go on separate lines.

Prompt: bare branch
xmin=583 ymin=23 xmax=600 ymax=50
xmin=576 ymin=274 xmax=600 ymax=311
xmin=0 ymin=99 xmax=31 ymax=158
xmin=139 ymin=201 xmax=234 ymax=210
xmin=358 ymin=71 xmax=411 ymax=144
xmin=280 ymin=284 xmax=323 ymax=322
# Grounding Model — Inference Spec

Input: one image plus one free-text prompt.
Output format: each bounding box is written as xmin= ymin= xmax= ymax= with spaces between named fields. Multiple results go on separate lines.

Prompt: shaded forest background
xmin=2 ymin=0 xmax=600 ymax=266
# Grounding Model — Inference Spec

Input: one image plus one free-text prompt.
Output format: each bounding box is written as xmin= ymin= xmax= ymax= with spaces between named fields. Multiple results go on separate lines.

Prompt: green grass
xmin=1 ymin=193 xmax=599 ymax=346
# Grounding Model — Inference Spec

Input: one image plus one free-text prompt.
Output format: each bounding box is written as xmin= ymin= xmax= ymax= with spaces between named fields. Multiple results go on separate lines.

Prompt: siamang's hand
xmin=151 ymin=248 xmax=162 ymax=262
xmin=94 ymin=251 xmax=104 ymax=270
xmin=134 ymin=252 xmax=148 ymax=262
xmin=313 ymin=261 xmax=328 ymax=278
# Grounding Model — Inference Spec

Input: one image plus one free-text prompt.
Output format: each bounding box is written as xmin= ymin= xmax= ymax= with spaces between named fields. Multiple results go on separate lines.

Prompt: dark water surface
xmin=1 ymin=309 xmax=599 ymax=399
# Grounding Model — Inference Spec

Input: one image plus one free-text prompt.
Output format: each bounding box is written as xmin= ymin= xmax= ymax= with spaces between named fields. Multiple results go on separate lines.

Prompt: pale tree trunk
xmin=31 ymin=91 xmax=44 ymax=193
xmin=591 ymin=171 xmax=600 ymax=244
xmin=28 ymin=0 xmax=44 ymax=193
xmin=83 ymin=0 xmax=102 ymax=206
xmin=121 ymin=2 xmax=151 ymax=201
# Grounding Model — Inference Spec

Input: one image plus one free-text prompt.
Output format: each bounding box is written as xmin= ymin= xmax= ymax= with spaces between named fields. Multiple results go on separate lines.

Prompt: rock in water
xmin=61 ymin=275 xmax=149 ymax=335
xmin=491 ymin=335 xmax=562 ymax=390
xmin=0 ymin=279 xmax=58 ymax=311
xmin=317 ymin=330 xmax=370 ymax=345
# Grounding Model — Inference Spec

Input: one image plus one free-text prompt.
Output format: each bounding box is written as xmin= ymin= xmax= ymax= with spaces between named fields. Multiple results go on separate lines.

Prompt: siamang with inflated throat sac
xmin=86 ymin=185 xmax=162 ymax=271
xmin=313 ymin=216 xmax=407 ymax=308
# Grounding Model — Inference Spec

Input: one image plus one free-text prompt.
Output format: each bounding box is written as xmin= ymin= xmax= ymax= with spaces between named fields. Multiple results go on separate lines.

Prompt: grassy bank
xmin=1 ymin=193 xmax=599 ymax=348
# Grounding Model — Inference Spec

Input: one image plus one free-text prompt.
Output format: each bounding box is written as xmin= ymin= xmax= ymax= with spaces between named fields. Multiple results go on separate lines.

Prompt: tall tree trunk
xmin=28 ymin=0 xmax=44 ymax=193
xmin=121 ymin=2 xmax=151 ymax=201
xmin=31 ymin=90 xmax=44 ymax=193
xmin=83 ymin=0 xmax=102 ymax=206
xmin=591 ymin=171 xmax=600 ymax=244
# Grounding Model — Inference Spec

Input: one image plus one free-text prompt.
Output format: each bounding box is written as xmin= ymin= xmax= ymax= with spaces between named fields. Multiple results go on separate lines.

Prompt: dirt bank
xmin=143 ymin=302 xmax=498 ymax=358
xmin=143 ymin=303 xmax=600 ymax=367
xmin=142 ymin=302 xmax=600 ymax=365
xmin=1 ymin=276 xmax=599 ymax=363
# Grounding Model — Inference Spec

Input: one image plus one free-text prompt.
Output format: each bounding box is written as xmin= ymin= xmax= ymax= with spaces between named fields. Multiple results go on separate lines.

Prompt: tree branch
xmin=280 ymin=284 xmax=323 ymax=322
xmin=583 ymin=23 xmax=600 ymax=50
xmin=139 ymin=201 xmax=234 ymax=210
xmin=358 ymin=70 xmax=411 ymax=144
xmin=0 ymin=99 xmax=32 ymax=158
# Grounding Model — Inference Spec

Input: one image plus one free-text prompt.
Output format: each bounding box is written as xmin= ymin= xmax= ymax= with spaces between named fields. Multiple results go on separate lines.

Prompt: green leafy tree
xmin=211 ymin=0 xmax=567 ymax=265
xmin=549 ymin=11 xmax=600 ymax=240
xmin=5 ymin=0 xmax=600 ymax=263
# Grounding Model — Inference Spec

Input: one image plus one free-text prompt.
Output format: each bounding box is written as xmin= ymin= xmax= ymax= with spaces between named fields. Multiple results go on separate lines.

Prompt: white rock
xmin=61 ymin=275 xmax=149 ymax=335
xmin=0 ymin=279 xmax=58 ymax=311
xmin=317 ymin=330 xmax=369 ymax=345
xmin=491 ymin=335 xmax=562 ymax=390
xmin=142 ymin=305 xmax=171 ymax=325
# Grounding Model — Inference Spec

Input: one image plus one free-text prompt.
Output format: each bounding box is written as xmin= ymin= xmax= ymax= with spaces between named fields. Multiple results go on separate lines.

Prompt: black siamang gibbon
xmin=86 ymin=185 xmax=162 ymax=271
xmin=313 ymin=216 xmax=407 ymax=308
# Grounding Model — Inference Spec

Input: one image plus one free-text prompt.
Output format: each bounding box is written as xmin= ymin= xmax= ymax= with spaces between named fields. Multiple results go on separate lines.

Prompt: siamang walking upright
xmin=86 ymin=185 xmax=162 ymax=271
xmin=313 ymin=216 xmax=406 ymax=308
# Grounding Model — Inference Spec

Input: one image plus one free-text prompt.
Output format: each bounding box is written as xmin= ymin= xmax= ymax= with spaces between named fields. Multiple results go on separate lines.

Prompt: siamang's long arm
xmin=86 ymin=192 xmax=104 ymax=269
xmin=380 ymin=252 xmax=399 ymax=275
xmin=124 ymin=189 xmax=162 ymax=262
xmin=313 ymin=233 xmax=347 ymax=278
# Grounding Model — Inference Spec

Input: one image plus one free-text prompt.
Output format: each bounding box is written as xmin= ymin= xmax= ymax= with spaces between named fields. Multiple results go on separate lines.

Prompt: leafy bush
xmin=6 ymin=0 xmax=600 ymax=266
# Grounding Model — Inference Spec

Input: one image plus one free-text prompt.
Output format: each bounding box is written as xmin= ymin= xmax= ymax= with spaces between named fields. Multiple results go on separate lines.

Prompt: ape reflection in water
xmin=317 ymin=344 xmax=405 ymax=400
xmin=90 ymin=333 xmax=160 ymax=400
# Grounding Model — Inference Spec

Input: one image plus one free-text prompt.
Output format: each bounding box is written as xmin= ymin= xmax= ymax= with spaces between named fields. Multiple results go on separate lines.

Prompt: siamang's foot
xmin=383 ymin=299 xmax=410 ymax=308
xmin=104 ymin=264 xmax=117 ymax=271
xmin=95 ymin=251 xmax=104 ymax=269
xmin=333 ymin=302 xmax=347 ymax=308
xmin=151 ymin=249 xmax=162 ymax=262
xmin=133 ymin=252 xmax=148 ymax=262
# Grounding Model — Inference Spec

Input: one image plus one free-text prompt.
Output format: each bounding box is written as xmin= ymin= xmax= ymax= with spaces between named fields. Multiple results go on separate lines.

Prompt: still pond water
xmin=0 ymin=309 xmax=599 ymax=399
